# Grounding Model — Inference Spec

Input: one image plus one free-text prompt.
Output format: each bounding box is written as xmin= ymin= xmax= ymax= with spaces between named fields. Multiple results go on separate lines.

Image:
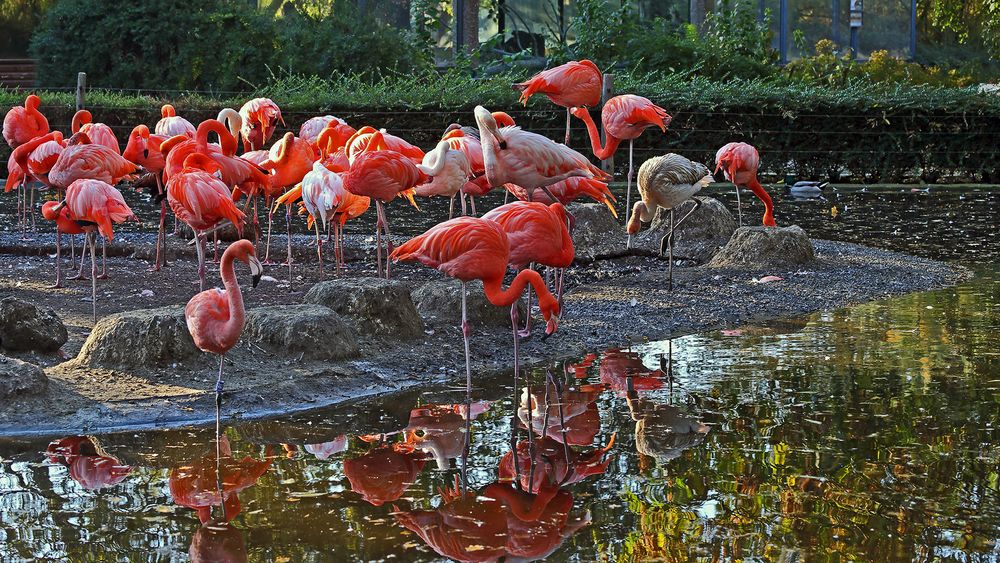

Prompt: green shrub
xmin=786 ymin=40 xmax=975 ymax=88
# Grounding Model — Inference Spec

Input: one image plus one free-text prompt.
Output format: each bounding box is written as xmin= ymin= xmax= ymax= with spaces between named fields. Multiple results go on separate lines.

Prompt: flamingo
xmin=54 ymin=179 xmax=136 ymax=321
xmin=391 ymin=216 xmax=560 ymax=397
xmin=184 ymin=239 xmax=263 ymax=433
xmin=46 ymin=436 xmax=132 ymax=490
xmin=627 ymin=153 xmax=715 ymax=289
xmin=345 ymin=126 xmax=424 ymax=164
xmin=506 ymin=176 xmax=618 ymax=216
xmin=122 ymin=124 xmax=170 ymax=270
xmin=315 ymin=120 xmax=357 ymax=161
xmin=169 ymin=435 xmax=272 ymax=524
xmin=40 ymin=201 xmax=85 ymax=288
xmin=299 ymin=115 xmax=352 ymax=146
xmin=71 ymin=110 xmax=120 ymax=154
xmin=10 ymin=131 xmax=65 ymax=230
xmin=474 ymin=105 xmax=609 ymax=211
xmin=514 ymin=59 xmax=602 ymax=145
xmin=168 ymin=154 xmax=247 ymax=291
xmin=295 ymin=161 xmax=346 ymax=277
xmin=342 ymin=134 xmax=424 ymax=278
xmin=3 ymin=93 xmax=49 ymax=148
xmin=49 ymin=132 xmax=138 ymax=189
xmin=155 ymin=104 xmax=196 ymax=137
xmin=715 ymin=142 xmax=776 ymax=227
xmin=414 ymin=140 xmax=472 ymax=218
xmin=260 ymin=132 xmax=316 ymax=279
xmin=238 ymin=98 xmax=283 ymax=151
xmin=343 ymin=444 xmax=426 ymax=506
xmin=570 ymin=94 xmax=672 ymax=246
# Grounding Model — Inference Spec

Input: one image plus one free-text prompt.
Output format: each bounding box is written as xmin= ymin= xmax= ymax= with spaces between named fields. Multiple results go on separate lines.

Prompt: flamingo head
xmin=67 ymin=131 xmax=92 ymax=146
xmin=538 ymin=292 xmax=560 ymax=341
xmin=227 ymin=239 xmax=263 ymax=288
xmin=41 ymin=201 xmax=65 ymax=221
xmin=161 ymin=104 xmax=176 ymax=118
xmin=491 ymin=111 xmax=516 ymax=128
xmin=25 ymin=94 xmax=42 ymax=111
xmin=216 ymin=108 xmax=242 ymax=141
xmin=443 ymin=123 xmax=462 ymax=135
xmin=474 ymin=106 xmax=505 ymax=150
xmin=569 ymin=107 xmax=589 ymax=120
xmin=71 ymin=109 xmax=92 ymax=134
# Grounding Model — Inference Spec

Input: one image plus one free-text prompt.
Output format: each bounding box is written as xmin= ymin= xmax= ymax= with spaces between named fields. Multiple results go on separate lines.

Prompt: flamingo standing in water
xmin=481 ymin=201 xmax=573 ymax=393
xmin=3 ymin=93 xmax=49 ymax=148
xmin=570 ymin=94 xmax=672 ymax=246
xmin=714 ymin=142 xmax=776 ymax=227
xmin=414 ymin=140 xmax=472 ymax=218
xmin=238 ymin=98 xmax=283 ymax=151
xmin=474 ymin=106 xmax=608 ymax=210
xmin=155 ymin=104 xmax=195 ymax=137
xmin=628 ymin=153 xmax=714 ymax=289
xmin=184 ymin=240 xmax=263 ymax=431
xmin=122 ymin=124 xmax=171 ymax=270
xmin=53 ymin=179 xmax=136 ymax=321
xmin=342 ymin=133 xmax=424 ymax=278
xmin=391 ymin=216 xmax=560 ymax=397
xmin=514 ymin=59 xmax=602 ymax=145
xmin=71 ymin=110 xmax=120 ymax=154
xmin=167 ymin=154 xmax=247 ymax=291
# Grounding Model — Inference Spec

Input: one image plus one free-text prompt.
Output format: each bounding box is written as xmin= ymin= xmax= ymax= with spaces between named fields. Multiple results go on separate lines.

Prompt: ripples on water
xmin=1 ymin=186 xmax=999 ymax=561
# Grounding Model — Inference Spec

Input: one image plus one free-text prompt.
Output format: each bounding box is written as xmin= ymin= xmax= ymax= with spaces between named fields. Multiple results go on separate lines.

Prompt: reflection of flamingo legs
xmin=214 ymin=353 xmax=228 ymax=522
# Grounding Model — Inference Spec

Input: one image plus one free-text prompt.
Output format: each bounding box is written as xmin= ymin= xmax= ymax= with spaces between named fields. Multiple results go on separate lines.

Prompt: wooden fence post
xmin=601 ymin=73 xmax=614 ymax=175
xmin=75 ymin=72 xmax=86 ymax=112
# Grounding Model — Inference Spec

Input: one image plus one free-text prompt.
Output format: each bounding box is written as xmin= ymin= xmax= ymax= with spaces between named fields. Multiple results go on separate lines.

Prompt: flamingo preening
xmin=715 ymin=142 xmax=776 ymax=227
xmin=238 ymin=98 xmax=283 ymax=152
xmin=570 ymin=94 xmax=672 ymax=247
xmin=3 ymin=94 xmax=49 ymax=148
xmin=414 ymin=140 xmax=472 ymax=218
xmin=391 ymin=216 xmax=560 ymax=398
xmin=71 ymin=110 xmax=120 ymax=154
xmin=627 ymin=153 xmax=715 ymax=289
xmin=514 ymin=59 xmax=602 ymax=145
xmin=297 ymin=161 xmax=347 ymax=277
xmin=154 ymin=104 xmax=196 ymax=137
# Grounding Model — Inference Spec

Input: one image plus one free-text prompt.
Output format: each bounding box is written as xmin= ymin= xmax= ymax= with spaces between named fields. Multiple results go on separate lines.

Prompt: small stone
xmin=244 ymin=305 xmax=359 ymax=360
xmin=303 ymin=278 xmax=423 ymax=338
xmin=0 ymin=297 xmax=69 ymax=353
xmin=411 ymin=280 xmax=525 ymax=327
xmin=708 ymin=225 xmax=815 ymax=268
xmin=0 ymin=354 xmax=48 ymax=398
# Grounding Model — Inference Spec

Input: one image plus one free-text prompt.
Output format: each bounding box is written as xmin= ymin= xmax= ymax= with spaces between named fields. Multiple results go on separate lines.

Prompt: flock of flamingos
xmin=2 ymin=59 xmax=777 ymax=417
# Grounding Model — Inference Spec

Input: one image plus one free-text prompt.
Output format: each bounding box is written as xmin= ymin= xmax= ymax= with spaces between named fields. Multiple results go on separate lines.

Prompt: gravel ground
xmin=0 ymin=229 xmax=969 ymax=437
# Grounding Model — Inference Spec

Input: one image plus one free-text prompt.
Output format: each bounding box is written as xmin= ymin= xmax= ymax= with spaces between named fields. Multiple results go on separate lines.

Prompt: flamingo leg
xmin=380 ymin=202 xmax=394 ymax=279
xmin=470 ymin=195 xmax=477 ymax=216
xmin=461 ymin=281 xmax=472 ymax=400
xmin=626 ymin=139 xmax=635 ymax=249
xmin=48 ymin=230 xmax=63 ymax=289
xmin=564 ymin=107 xmax=572 ymax=146
xmin=460 ymin=192 xmax=467 ymax=216
xmin=314 ymin=220 xmax=324 ymax=280
xmin=29 ymin=185 xmax=36 ymax=230
xmin=253 ymin=194 xmax=261 ymax=249
xmin=152 ymin=173 xmax=167 ymax=271
xmin=518 ymin=265 xmax=534 ymax=338
xmin=263 ymin=199 xmax=275 ymax=264
xmin=214 ymin=352 xmax=227 ymax=521
xmin=448 ymin=194 xmax=455 ymax=220
xmin=556 ymin=268 xmax=565 ymax=319
xmin=195 ymin=231 xmax=207 ymax=292
xmin=89 ymin=232 xmax=97 ymax=323
xmin=70 ymin=231 xmax=76 ymax=265
xmin=510 ymin=302 xmax=523 ymax=490
xmin=97 ymin=238 xmax=108 ymax=279
xmin=70 ymin=236 xmax=88 ymax=280
xmin=334 ymin=222 xmax=342 ymax=276
xmin=212 ymin=230 xmax=220 ymax=263
xmin=660 ymin=198 xmax=702 ymax=290
xmin=734 ymin=186 xmax=743 ymax=227
xmin=284 ymin=204 xmax=293 ymax=287
xmin=375 ymin=203 xmax=383 ymax=278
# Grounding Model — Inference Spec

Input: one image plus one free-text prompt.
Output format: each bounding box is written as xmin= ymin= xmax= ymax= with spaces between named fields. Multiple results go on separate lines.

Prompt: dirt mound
xmin=0 ymin=355 xmax=48 ymax=398
xmin=709 ymin=225 xmax=815 ymax=267
xmin=0 ymin=297 xmax=68 ymax=353
xmin=244 ymin=305 xmax=359 ymax=360
xmin=303 ymin=278 xmax=423 ymax=338
xmin=632 ymin=197 xmax=737 ymax=263
xmin=75 ymin=306 xmax=199 ymax=368
xmin=412 ymin=280 xmax=525 ymax=328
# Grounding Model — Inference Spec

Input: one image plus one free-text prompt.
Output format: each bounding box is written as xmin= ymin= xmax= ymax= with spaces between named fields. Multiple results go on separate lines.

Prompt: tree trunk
xmin=455 ymin=0 xmax=480 ymax=57
xmin=690 ymin=0 xmax=706 ymax=29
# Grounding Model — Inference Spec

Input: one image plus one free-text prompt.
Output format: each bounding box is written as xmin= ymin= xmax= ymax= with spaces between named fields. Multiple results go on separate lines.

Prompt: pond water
xmin=2 ymin=186 xmax=1000 ymax=561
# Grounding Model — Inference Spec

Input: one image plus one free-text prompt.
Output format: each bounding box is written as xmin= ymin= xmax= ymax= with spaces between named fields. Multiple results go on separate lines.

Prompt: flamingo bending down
xmin=514 ymin=59 xmax=602 ymax=145
xmin=3 ymin=94 xmax=49 ymax=148
xmin=391 ymin=216 xmax=560 ymax=397
xmin=570 ymin=94 xmax=672 ymax=246
xmin=474 ymin=105 xmax=608 ymax=211
xmin=72 ymin=110 xmax=120 ymax=154
xmin=155 ymin=105 xmax=196 ymax=137
xmin=296 ymin=161 xmax=346 ymax=277
xmin=55 ymin=179 xmax=136 ymax=321
xmin=122 ymin=125 xmax=170 ymax=270
xmin=506 ymin=176 xmax=618 ymax=217
xmin=414 ymin=140 xmax=472 ymax=218
xmin=345 ymin=126 xmax=424 ymax=164
xmin=260 ymin=132 xmax=316 ymax=279
xmin=342 ymin=139 xmax=424 ymax=278
xmin=299 ymin=115 xmax=352 ymax=146
xmin=627 ymin=153 xmax=714 ymax=289
xmin=238 ymin=98 xmax=283 ymax=152
xmin=714 ymin=142 xmax=776 ymax=227
xmin=184 ymin=240 xmax=263 ymax=432
xmin=481 ymin=202 xmax=573 ymax=391
xmin=167 ymin=154 xmax=247 ymax=291
xmin=40 ymin=201 xmax=85 ymax=288
xmin=49 ymin=132 xmax=138 ymax=189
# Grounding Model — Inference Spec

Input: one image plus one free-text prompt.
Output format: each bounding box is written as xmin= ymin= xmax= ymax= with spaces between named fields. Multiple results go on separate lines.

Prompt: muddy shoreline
xmin=0 ymin=228 xmax=969 ymax=438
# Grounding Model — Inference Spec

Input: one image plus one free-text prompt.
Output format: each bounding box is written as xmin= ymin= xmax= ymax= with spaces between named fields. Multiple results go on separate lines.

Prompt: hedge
xmin=4 ymin=72 xmax=1000 ymax=183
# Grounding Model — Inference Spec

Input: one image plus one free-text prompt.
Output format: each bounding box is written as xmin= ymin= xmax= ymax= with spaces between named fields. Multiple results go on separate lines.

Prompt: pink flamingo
xmin=345 ymin=126 xmax=424 ymax=164
xmin=260 ymin=132 xmax=316 ymax=277
xmin=184 ymin=239 xmax=263 ymax=427
xmin=570 ymin=94 xmax=672 ymax=246
xmin=391 ymin=216 xmax=560 ymax=397
xmin=299 ymin=115 xmax=352 ymax=146
xmin=53 ymin=179 xmax=136 ymax=321
xmin=71 ymin=110 xmax=120 ymax=154
xmin=342 ymin=133 xmax=424 ymax=278
xmin=40 ymin=201 xmax=85 ymax=288
xmin=414 ymin=140 xmax=472 ymax=218
xmin=3 ymin=93 xmax=49 ymax=148
xmin=155 ymin=104 xmax=196 ymax=137
xmin=122 ymin=124 xmax=171 ymax=270
xmin=290 ymin=161 xmax=346 ymax=277
xmin=514 ymin=59 xmax=602 ymax=145
xmin=506 ymin=176 xmax=618 ymax=217
xmin=238 ymin=98 xmax=283 ymax=151
xmin=10 ymin=131 xmax=65 ymax=230
xmin=715 ymin=142 xmax=776 ymax=227
xmin=167 ymin=154 xmax=247 ymax=291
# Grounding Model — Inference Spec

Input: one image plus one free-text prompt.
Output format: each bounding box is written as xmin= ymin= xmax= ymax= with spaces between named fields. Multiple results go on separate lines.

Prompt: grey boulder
xmin=632 ymin=197 xmax=737 ymax=263
xmin=567 ymin=202 xmax=623 ymax=262
xmin=75 ymin=306 xmax=199 ymax=368
xmin=0 ymin=297 xmax=68 ymax=353
xmin=708 ymin=225 xmax=815 ymax=268
xmin=0 ymin=355 xmax=48 ymax=398
xmin=244 ymin=304 xmax=359 ymax=360
xmin=412 ymin=280 xmax=526 ymax=327
xmin=303 ymin=278 xmax=423 ymax=338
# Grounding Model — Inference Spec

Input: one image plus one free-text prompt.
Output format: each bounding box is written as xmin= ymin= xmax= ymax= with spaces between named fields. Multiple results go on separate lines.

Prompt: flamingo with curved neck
xmin=71 ymin=110 xmax=120 ymax=154
xmin=3 ymin=94 xmax=50 ymax=148
xmin=715 ymin=142 xmax=776 ymax=227
xmin=185 ymin=240 xmax=263 ymax=429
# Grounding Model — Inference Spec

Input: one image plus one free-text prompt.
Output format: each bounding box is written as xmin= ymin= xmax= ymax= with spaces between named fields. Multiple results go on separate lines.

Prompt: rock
xmin=412 ymin=280 xmax=526 ymax=327
xmin=0 ymin=297 xmax=68 ymax=353
xmin=567 ymin=202 xmax=624 ymax=262
xmin=0 ymin=355 xmax=48 ymax=398
xmin=244 ymin=305 xmax=359 ymax=360
xmin=303 ymin=278 xmax=423 ymax=338
xmin=708 ymin=225 xmax=815 ymax=268
xmin=632 ymin=197 xmax=737 ymax=263
xmin=75 ymin=306 xmax=199 ymax=368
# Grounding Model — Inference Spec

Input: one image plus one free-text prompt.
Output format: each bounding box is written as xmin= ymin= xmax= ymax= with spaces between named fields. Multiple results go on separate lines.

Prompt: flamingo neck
xmin=575 ymin=109 xmax=620 ymax=160
xmin=747 ymin=177 xmax=776 ymax=227
xmin=481 ymin=269 xmax=554 ymax=309
xmin=219 ymin=251 xmax=246 ymax=332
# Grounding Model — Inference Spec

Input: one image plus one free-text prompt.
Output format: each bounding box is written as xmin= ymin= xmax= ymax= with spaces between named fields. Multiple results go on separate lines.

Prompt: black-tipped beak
xmin=499 ymin=141 xmax=507 ymax=150
xmin=540 ymin=331 xmax=551 ymax=342
xmin=143 ymin=149 xmax=149 ymax=159
xmin=251 ymin=273 xmax=262 ymax=288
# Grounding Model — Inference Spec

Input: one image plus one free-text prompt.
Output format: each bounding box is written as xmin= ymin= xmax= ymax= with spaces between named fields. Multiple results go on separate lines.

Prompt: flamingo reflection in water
xmin=189 ymin=520 xmax=247 ymax=563
xmin=500 ymin=436 xmax=615 ymax=494
xmin=394 ymin=476 xmax=591 ymax=562
xmin=343 ymin=442 xmax=426 ymax=506
xmin=517 ymin=380 xmax=603 ymax=447
xmin=46 ymin=435 xmax=132 ymax=490
xmin=403 ymin=401 xmax=490 ymax=470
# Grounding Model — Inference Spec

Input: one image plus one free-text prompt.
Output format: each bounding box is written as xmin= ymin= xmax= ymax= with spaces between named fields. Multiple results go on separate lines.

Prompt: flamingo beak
xmin=249 ymin=256 xmax=263 ymax=288
xmin=541 ymin=316 xmax=559 ymax=341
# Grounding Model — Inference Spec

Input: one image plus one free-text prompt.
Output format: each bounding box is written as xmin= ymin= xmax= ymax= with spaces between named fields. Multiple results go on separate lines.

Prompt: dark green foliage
xmin=29 ymin=0 xmax=426 ymax=91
